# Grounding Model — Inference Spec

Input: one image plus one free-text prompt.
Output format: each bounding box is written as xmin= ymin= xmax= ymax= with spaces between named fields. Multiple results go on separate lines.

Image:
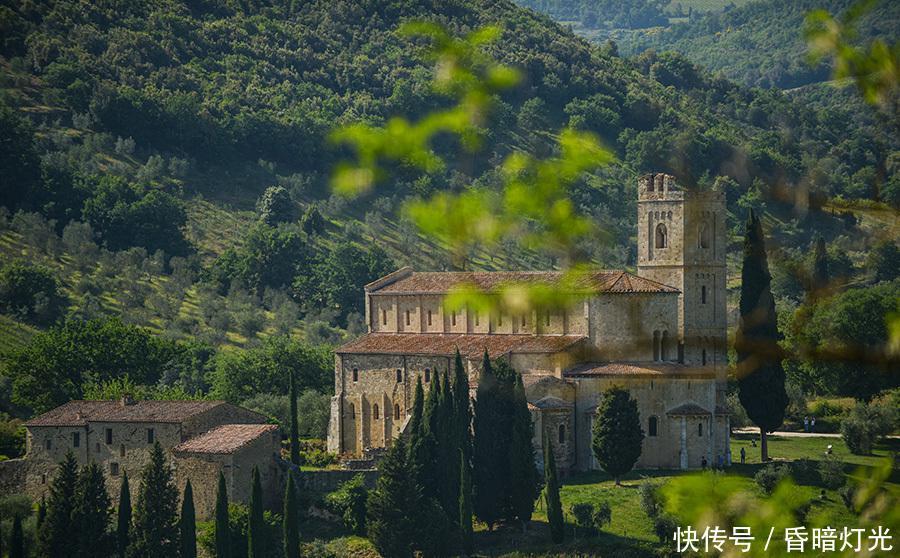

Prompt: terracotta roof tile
xmin=666 ymin=403 xmax=712 ymax=416
xmin=564 ymin=362 xmax=716 ymax=378
xmin=25 ymin=400 xmax=228 ymax=427
xmin=174 ymin=424 xmax=279 ymax=455
xmin=367 ymin=268 xmax=678 ymax=295
xmin=337 ymin=333 xmax=585 ymax=358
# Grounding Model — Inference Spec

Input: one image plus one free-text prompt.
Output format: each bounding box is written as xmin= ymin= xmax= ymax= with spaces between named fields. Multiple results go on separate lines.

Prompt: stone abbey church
xmin=327 ymin=173 xmax=730 ymax=471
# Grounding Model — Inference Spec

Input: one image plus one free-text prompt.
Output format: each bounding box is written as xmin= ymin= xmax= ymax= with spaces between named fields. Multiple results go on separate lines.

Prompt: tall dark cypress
xmin=127 ymin=442 xmax=180 ymax=558
xmin=544 ymin=436 xmax=564 ymax=544
xmin=214 ymin=473 xmax=230 ymax=558
xmin=248 ymin=466 xmax=265 ymax=558
xmin=74 ymin=462 xmax=113 ymax=558
xmin=811 ymin=235 xmax=829 ymax=296
xmin=458 ymin=448 xmax=473 ymax=556
xmin=37 ymin=496 xmax=46 ymax=529
xmin=283 ymin=473 xmax=300 ymax=558
xmin=179 ymin=480 xmax=197 ymax=558
xmin=508 ymin=372 xmax=539 ymax=527
xmin=39 ymin=452 xmax=78 ymax=558
xmin=367 ymin=435 xmax=419 ymax=558
xmin=736 ymin=210 xmax=789 ymax=462
xmin=472 ymin=351 xmax=504 ymax=530
xmin=407 ymin=376 xmax=433 ymax=492
xmin=117 ymin=473 xmax=132 ymax=558
xmin=438 ymin=371 xmax=457 ymax=518
xmin=289 ymin=368 xmax=300 ymax=466
xmin=418 ymin=372 xmax=442 ymax=500
xmin=452 ymin=348 xmax=472 ymax=461
xmin=10 ymin=514 xmax=24 ymax=558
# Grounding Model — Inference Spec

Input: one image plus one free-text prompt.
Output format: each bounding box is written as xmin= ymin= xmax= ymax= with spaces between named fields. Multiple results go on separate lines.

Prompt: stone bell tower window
xmin=655 ymin=223 xmax=667 ymax=248
xmin=699 ymin=222 xmax=710 ymax=249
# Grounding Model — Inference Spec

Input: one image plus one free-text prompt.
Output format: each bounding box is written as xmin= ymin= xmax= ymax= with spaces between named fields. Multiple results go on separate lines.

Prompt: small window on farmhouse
xmin=655 ymin=223 xmax=668 ymax=249
xmin=427 ymin=310 xmax=432 ymax=326
xmin=45 ymin=438 xmax=52 ymax=450
xmin=558 ymin=424 xmax=566 ymax=444
xmin=698 ymin=423 xmax=703 ymax=437
xmin=95 ymin=442 xmax=100 ymax=453
xmin=41 ymin=474 xmax=47 ymax=484
xmin=72 ymin=432 xmax=80 ymax=448
xmin=653 ymin=330 xmax=661 ymax=361
xmin=701 ymin=285 xmax=707 ymax=304
xmin=110 ymin=463 xmax=119 ymax=476
xmin=147 ymin=428 xmax=154 ymax=444
xmin=106 ymin=428 xmax=113 ymax=444
xmin=382 ymin=309 xmax=387 ymax=325
xmin=352 ymin=368 xmax=359 ymax=382
xmin=649 ymin=416 xmax=658 ymax=437
xmin=424 ymin=368 xmax=431 ymax=383
xmin=405 ymin=309 xmax=410 ymax=326
xmin=394 ymin=404 xmax=401 ymax=420
xmin=373 ymin=404 xmax=380 ymax=420
xmin=396 ymin=369 xmax=403 ymax=383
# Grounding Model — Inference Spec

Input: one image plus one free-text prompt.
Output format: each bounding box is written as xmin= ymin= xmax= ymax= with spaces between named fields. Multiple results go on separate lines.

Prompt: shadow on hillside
xmin=473 ymin=518 xmax=658 ymax=558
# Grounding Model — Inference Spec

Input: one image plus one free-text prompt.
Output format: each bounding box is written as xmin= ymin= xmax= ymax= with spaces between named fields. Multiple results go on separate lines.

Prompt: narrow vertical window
xmin=352 ymin=368 xmax=359 ymax=382
xmin=394 ymin=404 xmax=401 ymax=420
xmin=558 ymin=424 xmax=566 ymax=444
xmin=698 ymin=423 xmax=703 ymax=437
xmin=350 ymin=404 xmax=356 ymax=419
xmin=396 ymin=369 xmax=403 ymax=383
xmin=405 ymin=309 xmax=410 ymax=326
xmin=424 ymin=368 xmax=431 ymax=383
xmin=546 ymin=311 xmax=551 ymax=326
xmin=655 ymin=223 xmax=668 ymax=248
xmin=147 ymin=428 xmax=154 ymax=444
xmin=521 ymin=315 xmax=526 ymax=327
xmin=427 ymin=310 xmax=432 ymax=326
xmin=382 ymin=309 xmax=387 ymax=325
xmin=649 ymin=416 xmax=658 ymax=437
xmin=661 ymin=330 xmax=670 ymax=361
xmin=701 ymin=285 xmax=707 ymax=304
xmin=451 ymin=312 xmax=456 ymax=327
xmin=106 ymin=428 xmax=113 ymax=444
xmin=498 ymin=314 xmax=503 ymax=327
xmin=653 ymin=330 xmax=661 ymax=361
xmin=72 ymin=432 xmax=80 ymax=448
xmin=120 ymin=444 xmax=125 ymax=457
xmin=45 ymin=439 xmax=51 ymax=450
xmin=702 ymin=349 xmax=707 ymax=366
xmin=373 ymin=404 xmax=380 ymax=420
xmin=699 ymin=222 xmax=710 ymax=249
xmin=110 ymin=463 xmax=119 ymax=476
xmin=475 ymin=313 xmax=479 ymax=326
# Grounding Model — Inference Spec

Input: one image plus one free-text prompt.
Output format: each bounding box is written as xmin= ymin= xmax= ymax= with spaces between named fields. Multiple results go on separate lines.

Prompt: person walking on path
xmin=803 ymin=416 xmax=809 ymax=432
xmin=740 ymin=447 xmax=746 ymax=464
xmin=810 ymin=417 xmax=816 ymax=432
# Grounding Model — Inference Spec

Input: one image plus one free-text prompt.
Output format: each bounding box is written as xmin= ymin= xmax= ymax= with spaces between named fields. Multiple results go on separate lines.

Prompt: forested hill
xmin=616 ymin=0 xmax=900 ymax=90
xmin=0 ymin=0 xmax=896 ymax=354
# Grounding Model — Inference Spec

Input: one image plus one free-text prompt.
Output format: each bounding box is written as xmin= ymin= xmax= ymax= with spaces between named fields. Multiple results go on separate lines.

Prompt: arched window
xmin=396 ymin=369 xmax=403 ymax=383
xmin=699 ymin=222 xmax=710 ymax=249
xmin=661 ymin=330 xmax=670 ymax=361
xmin=352 ymin=368 xmax=359 ymax=382
xmin=701 ymin=285 xmax=707 ymax=304
xmin=697 ymin=422 xmax=703 ymax=437
xmin=394 ymin=404 xmax=401 ymax=420
xmin=373 ymin=404 xmax=380 ymax=420
xmin=648 ymin=416 xmax=658 ymax=437
xmin=653 ymin=330 xmax=661 ymax=361
xmin=558 ymin=424 xmax=566 ymax=444
xmin=655 ymin=223 xmax=668 ymax=248
xmin=350 ymin=403 xmax=356 ymax=419
xmin=424 ymin=368 xmax=431 ymax=383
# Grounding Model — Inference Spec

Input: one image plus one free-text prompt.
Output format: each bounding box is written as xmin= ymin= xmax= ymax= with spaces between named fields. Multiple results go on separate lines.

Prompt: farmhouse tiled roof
xmin=666 ymin=402 xmax=712 ymax=416
xmin=337 ymin=333 xmax=586 ymax=357
xmin=25 ymin=400 xmax=229 ymax=427
xmin=564 ymin=362 xmax=716 ymax=378
xmin=531 ymin=396 xmax=574 ymax=410
xmin=365 ymin=267 xmax=679 ymax=295
xmin=174 ymin=424 xmax=279 ymax=455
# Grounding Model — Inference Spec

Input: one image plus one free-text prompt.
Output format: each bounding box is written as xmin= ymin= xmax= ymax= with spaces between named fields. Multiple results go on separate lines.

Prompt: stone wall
xmin=0 ymin=459 xmax=26 ymax=496
xmin=298 ymin=469 xmax=379 ymax=494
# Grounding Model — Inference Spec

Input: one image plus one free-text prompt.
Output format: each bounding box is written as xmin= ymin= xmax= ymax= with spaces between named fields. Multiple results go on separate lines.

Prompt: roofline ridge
xmin=365 ymin=266 xmax=414 ymax=292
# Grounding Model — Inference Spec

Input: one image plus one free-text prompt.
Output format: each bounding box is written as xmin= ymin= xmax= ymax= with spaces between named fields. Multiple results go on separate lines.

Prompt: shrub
xmin=818 ymin=455 xmax=845 ymax=489
xmin=839 ymin=482 xmax=857 ymax=511
xmin=788 ymin=458 xmax=817 ymax=485
xmin=639 ymin=479 xmax=663 ymax=519
xmin=570 ymin=502 xmax=596 ymax=536
xmin=654 ymin=514 xmax=678 ymax=544
xmin=0 ymin=261 xmax=65 ymax=325
xmin=841 ymin=401 xmax=894 ymax=455
xmin=324 ymin=474 xmax=368 ymax=535
xmin=754 ymin=464 xmax=791 ymax=494
xmin=592 ymin=501 xmax=612 ymax=529
xmin=301 ymin=448 xmax=337 ymax=468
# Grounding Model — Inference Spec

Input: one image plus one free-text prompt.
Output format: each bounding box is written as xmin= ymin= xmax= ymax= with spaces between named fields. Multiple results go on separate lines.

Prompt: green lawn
xmin=730 ymin=433 xmax=900 ymax=469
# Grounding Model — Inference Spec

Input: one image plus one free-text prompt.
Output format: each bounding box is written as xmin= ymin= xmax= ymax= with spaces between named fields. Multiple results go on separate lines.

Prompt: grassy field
xmin=665 ymin=0 xmax=757 ymax=14
xmin=303 ymin=434 xmax=898 ymax=557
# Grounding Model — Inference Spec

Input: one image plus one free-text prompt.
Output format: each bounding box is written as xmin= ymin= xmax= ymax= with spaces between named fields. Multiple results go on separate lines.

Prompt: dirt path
xmin=733 ymin=427 xmax=900 ymax=439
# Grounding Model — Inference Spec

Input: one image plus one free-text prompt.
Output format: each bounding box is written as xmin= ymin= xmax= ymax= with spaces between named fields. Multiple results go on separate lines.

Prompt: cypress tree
xmin=117 ymin=472 xmax=132 ymax=558
xmin=544 ymin=436 xmax=564 ymax=544
xmin=367 ymin=435 xmax=418 ymax=558
xmin=127 ymin=442 xmax=179 ymax=558
xmin=74 ymin=461 xmax=114 ymax=558
xmin=289 ymin=368 xmax=300 ymax=466
xmin=438 ymin=371 xmax=457 ymax=518
xmin=39 ymin=451 xmax=78 ymax=558
xmin=472 ymin=351 xmax=506 ymax=530
xmin=179 ymin=480 xmax=197 ymax=558
xmin=811 ymin=235 xmax=829 ymax=296
xmin=214 ymin=473 xmax=230 ymax=558
xmin=37 ymin=496 xmax=46 ymax=529
xmin=508 ymin=372 xmax=540 ymax=527
xmin=418 ymin=372 xmax=442 ymax=500
xmin=592 ymin=386 xmax=644 ymax=485
xmin=10 ymin=514 xmax=24 ymax=558
xmin=248 ymin=466 xmax=265 ymax=558
xmin=452 ymin=348 xmax=472 ymax=461
xmin=736 ymin=209 xmax=789 ymax=462
xmin=283 ymin=473 xmax=300 ymax=558
xmin=458 ymin=448 xmax=473 ymax=556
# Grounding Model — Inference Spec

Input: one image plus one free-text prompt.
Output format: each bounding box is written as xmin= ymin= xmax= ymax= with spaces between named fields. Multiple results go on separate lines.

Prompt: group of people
xmin=700 ymin=453 xmax=728 ymax=470
xmin=803 ymin=416 xmax=817 ymax=432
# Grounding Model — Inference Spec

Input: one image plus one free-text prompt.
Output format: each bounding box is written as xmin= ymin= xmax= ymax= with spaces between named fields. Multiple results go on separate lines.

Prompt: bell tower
xmin=635 ymin=173 xmax=727 ymax=377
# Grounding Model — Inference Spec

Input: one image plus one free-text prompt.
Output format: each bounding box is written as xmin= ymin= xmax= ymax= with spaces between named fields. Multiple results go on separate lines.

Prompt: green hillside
xmin=0 ymin=0 xmax=896 ymax=359
xmin=618 ymin=0 xmax=900 ymax=89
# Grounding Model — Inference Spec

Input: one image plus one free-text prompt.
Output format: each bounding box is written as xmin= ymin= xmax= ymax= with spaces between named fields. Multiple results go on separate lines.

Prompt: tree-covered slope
xmin=617 ymin=0 xmax=900 ymax=89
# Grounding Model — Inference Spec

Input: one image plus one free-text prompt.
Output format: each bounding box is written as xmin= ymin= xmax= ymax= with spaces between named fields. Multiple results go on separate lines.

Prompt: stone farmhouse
xmin=327 ymin=173 xmax=731 ymax=472
xmin=17 ymin=397 xmax=282 ymax=519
